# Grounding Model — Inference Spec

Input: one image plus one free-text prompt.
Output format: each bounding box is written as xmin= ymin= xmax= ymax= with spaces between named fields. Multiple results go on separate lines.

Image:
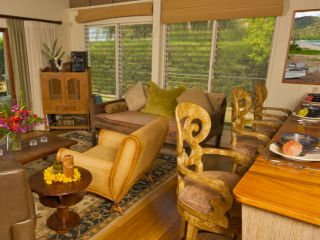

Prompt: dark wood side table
xmin=29 ymin=167 xmax=92 ymax=234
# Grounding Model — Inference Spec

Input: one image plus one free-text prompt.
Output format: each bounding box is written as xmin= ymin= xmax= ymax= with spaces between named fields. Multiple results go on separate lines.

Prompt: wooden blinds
xmin=161 ymin=0 xmax=283 ymax=24
xmin=75 ymin=2 xmax=153 ymax=23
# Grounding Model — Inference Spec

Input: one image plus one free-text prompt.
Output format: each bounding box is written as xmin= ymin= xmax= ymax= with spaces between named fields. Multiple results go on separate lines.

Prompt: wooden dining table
xmin=233 ymin=102 xmax=320 ymax=240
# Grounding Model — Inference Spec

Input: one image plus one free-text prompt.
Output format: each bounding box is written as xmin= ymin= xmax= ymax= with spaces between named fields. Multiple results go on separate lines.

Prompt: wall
xmin=0 ymin=0 xmax=70 ymax=58
xmin=266 ymin=0 xmax=320 ymax=110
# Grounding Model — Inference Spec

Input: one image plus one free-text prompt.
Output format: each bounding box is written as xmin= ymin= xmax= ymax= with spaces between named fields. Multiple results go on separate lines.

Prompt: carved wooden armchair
xmin=254 ymin=81 xmax=291 ymax=122
xmin=231 ymin=87 xmax=280 ymax=172
xmin=175 ymin=103 xmax=250 ymax=240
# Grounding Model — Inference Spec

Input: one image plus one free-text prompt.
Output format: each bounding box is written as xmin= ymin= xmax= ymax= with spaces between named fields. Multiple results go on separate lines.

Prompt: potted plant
xmin=42 ymin=39 xmax=65 ymax=72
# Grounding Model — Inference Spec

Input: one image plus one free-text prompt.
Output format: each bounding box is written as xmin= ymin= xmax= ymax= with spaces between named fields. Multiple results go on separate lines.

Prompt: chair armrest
xmin=234 ymin=127 xmax=270 ymax=143
xmin=202 ymin=148 xmax=251 ymax=173
xmin=263 ymin=106 xmax=291 ymax=115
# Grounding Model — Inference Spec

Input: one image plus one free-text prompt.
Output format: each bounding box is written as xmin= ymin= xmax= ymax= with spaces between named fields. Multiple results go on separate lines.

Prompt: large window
xmin=86 ymin=23 xmax=152 ymax=99
xmin=165 ymin=17 xmax=275 ymax=100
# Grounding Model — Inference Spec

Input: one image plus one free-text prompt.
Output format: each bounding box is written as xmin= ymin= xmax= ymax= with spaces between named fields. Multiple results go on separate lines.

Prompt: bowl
xmin=280 ymin=133 xmax=319 ymax=151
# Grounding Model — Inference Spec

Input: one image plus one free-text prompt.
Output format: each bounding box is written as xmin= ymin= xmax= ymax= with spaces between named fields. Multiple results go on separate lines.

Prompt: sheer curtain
xmin=24 ymin=21 xmax=56 ymax=130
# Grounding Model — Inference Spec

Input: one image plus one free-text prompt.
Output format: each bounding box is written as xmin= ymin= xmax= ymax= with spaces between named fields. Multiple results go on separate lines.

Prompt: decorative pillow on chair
xmin=177 ymin=87 xmax=214 ymax=115
xmin=124 ymin=81 xmax=147 ymax=111
xmin=142 ymin=81 xmax=185 ymax=117
xmin=206 ymin=92 xmax=226 ymax=112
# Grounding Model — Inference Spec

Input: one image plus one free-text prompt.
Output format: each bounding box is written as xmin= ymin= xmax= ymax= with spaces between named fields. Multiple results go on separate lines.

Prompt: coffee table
xmin=29 ymin=167 xmax=92 ymax=234
xmin=0 ymin=133 xmax=77 ymax=164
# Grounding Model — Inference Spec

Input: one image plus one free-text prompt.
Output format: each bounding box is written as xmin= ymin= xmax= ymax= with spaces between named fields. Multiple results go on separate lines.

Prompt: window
xmin=165 ymin=22 xmax=213 ymax=89
xmin=165 ymin=17 xmax=275 ymax=99
xmin=0 ymin=29 xmax=14 ymax=97
xmin=86 ymin=23 xmax=152 ymax=99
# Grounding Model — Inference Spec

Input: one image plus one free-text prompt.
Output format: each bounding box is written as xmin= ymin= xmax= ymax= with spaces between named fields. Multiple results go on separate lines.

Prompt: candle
xmin=63 ymin=154 xmax=74 ymax=178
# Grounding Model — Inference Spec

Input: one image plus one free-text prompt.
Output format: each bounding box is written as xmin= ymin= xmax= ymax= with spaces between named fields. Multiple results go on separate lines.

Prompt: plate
xmin=269 ymin=143 xmax=320 ymax=161
xmin=292 ymin=112 xmax=320 ymax=122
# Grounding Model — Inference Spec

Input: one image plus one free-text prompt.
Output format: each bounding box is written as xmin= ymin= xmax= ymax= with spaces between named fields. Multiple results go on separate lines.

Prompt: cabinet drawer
xmin=55 ymin=105 xmax=78 ymax=111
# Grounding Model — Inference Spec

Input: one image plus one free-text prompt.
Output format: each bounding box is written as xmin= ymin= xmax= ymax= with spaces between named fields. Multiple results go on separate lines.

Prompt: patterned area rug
xmin=25 ymin=131 xmax=177 ymax=240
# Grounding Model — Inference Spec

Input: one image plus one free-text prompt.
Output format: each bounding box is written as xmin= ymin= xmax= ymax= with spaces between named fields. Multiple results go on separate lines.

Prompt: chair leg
xmin=111 ymin=203 xmax=124 ymax=215
xmin=92 ymin=128 xmax=96 ymax=146
xmin=186 ymin=222 xmax=198 ymax=240
xmin=180 ymin=218 xmax=187 ymax=239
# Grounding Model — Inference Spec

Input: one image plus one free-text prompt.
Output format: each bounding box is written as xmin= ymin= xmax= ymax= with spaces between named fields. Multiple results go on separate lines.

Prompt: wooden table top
xmin=234 ymin=111 xmax=320 ymax=226
xmin=29 ymin=167 xmax=92 ymax=197
xmin=0 ymin=133 xmax=77 ymax=164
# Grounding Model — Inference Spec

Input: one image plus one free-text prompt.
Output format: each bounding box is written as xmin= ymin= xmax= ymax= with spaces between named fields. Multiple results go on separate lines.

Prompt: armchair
xmin=175 ymin=103 xmax=250 ymax=240
xmin=57 ymin=117 xmax=169 ymax=214
xmin=254 ymin=81 xmax=291 ymax=122
xmin=231 ymin=87 xmax=280 ymax=172
xmin=0 ymin=159 xmax=36 ymax=240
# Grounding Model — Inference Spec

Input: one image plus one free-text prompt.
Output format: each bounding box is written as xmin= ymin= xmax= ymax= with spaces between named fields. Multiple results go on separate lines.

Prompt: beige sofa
xmin=90 ymin=91 xmax=226 ymax=147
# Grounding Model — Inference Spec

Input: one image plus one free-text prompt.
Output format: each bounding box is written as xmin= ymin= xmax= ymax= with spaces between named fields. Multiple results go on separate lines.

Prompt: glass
xmin=29 ymin=139 xmax=37 ymax=146
xmin=40 ymin=135 xmax=48 ymax=143
xmin=7 ymin=133 xmax=22 ymax=151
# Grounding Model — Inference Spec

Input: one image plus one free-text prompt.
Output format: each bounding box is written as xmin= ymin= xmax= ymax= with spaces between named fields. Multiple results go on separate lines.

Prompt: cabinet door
xmin=40 ymin=73 xmax=65 ymax=112
xmin=64 ymin=72 xmax=89 ymax=112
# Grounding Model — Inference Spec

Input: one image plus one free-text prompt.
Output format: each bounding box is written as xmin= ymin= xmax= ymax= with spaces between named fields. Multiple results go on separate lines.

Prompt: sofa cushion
xmin=142 ymin=81 xmax=185 ymax=117
xmin=177 ymin=87 xmax=213 ymax=115
xmin=124 ymin=81 xmax=147 ymax=111
xmin=206 ymin=92 xmax=226 ymax=111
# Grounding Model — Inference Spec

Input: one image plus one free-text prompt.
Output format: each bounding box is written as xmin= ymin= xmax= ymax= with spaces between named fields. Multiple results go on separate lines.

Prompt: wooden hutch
xmin=40 ymin=69 xmax=91 ymax=130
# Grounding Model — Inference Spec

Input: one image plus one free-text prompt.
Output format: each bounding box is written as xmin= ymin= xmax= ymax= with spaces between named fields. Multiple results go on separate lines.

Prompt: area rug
xmin=25 ymin=130 xmax=177 ymax=240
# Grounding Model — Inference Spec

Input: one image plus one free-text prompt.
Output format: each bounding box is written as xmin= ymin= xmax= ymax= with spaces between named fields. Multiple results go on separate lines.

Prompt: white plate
xmin=269 ymin=143 xmax=320 ymax=162
xmin=292 ymin=112 xmax=320 ymax=122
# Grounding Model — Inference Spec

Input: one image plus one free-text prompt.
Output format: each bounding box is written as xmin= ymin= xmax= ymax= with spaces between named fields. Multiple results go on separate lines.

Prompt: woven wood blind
xmin=161 ymin=0 xmax=283 ymax=24
xmin=75 ymin=2 xmax=153 ymax=23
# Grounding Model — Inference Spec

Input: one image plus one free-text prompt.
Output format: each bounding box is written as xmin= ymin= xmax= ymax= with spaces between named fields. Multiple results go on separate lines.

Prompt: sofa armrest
xmin=89 ymin=95 xmax=127 ymax=129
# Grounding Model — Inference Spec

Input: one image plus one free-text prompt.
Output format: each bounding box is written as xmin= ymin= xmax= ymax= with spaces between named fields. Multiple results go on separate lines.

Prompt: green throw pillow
xmin=142 ymin=81 xmax=185 ymax=117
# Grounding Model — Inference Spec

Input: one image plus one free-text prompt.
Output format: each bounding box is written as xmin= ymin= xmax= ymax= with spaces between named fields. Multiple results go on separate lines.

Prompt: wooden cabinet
xmin=40 ymin=70 xmax=92 ymax=129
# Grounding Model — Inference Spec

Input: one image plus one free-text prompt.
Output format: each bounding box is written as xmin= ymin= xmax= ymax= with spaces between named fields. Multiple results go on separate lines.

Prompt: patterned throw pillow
xmin=124 ymin=82 xmax=147 ymax=111
xmin=142 ymin=81 xmax=185 ymax=117
xmin=104 ymin=101 xmax=128 ymax=114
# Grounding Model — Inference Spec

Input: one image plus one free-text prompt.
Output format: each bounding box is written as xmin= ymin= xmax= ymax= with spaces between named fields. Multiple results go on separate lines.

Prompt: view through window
xmin=86 ymin=23 xmax=152 ymax=99
xmin=165 ymin=17 xmax=275 ymax=101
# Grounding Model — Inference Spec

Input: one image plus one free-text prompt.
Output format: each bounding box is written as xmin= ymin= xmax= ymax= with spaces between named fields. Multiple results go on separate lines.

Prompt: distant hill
xmin=293 ymin=16 xmax=320 ymax=40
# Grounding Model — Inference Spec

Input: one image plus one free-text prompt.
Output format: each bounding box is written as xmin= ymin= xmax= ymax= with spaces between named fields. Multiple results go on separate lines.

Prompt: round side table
xmin=29 ymin=167 xmax=92 ymax=234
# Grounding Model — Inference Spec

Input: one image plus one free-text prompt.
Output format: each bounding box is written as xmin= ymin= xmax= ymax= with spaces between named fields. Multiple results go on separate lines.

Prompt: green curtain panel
xmin=7 ymin=19 xmax=32 ymax=109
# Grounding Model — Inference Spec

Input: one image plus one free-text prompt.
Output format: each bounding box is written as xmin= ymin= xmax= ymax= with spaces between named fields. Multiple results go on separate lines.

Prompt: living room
xmin=1 ymin=0 xmax=320 ymax=239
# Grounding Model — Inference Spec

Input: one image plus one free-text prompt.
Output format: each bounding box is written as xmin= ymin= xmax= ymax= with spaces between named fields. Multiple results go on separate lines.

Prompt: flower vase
xmin=7 ymin=133 xmax=22 ymax=151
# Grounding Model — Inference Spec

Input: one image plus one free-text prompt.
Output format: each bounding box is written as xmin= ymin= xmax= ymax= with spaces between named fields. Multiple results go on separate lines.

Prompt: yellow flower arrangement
xmin=43 ymin=166 xmax=81 ymax=185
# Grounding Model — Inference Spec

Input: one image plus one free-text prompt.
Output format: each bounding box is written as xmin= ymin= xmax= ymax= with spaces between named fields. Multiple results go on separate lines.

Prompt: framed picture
xmin=283 ymin=10 xmax=320 ymax=85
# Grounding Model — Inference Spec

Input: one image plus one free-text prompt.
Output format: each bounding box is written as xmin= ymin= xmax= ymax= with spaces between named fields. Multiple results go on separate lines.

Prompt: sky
xmin=295 ymin=11 xmax=320 ymax=18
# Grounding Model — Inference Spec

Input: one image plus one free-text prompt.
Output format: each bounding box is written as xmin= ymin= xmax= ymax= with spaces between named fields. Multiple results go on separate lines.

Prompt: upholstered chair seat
xmin=57 ymin=117 xmax=169 ymax=214
xmin=179 ymin=171 xmax=241 ymax=214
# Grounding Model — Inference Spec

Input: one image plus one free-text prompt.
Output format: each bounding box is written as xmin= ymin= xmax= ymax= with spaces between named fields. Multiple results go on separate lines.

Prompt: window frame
xmin=0 ymin=28 xmax=15 ymax=99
